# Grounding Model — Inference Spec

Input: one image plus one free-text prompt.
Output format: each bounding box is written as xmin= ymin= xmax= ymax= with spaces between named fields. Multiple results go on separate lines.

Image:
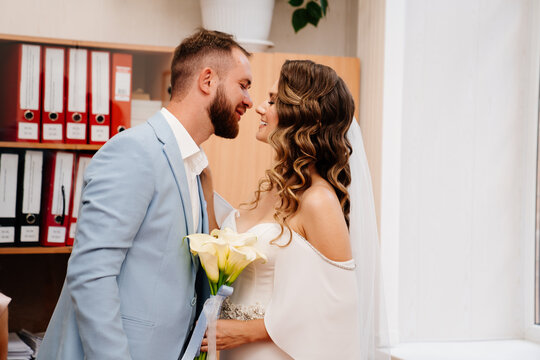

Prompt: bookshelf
xmin=0 ymin=139 xmax=96 ymax=255
xmin=0 ymin=33 xmax=174 ymax=332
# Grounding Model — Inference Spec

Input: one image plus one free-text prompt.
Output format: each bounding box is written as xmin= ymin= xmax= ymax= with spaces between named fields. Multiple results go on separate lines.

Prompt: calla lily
xmin=186 ymin=228 xmax=267 ymax=293
xmin=225 ymin=245 xmax=268 ymax=284
xmin=219 ymin=227 xmax=258 ymax=247
xmin=185 ymin=234 xmax=219 ymax=283
xmin=185 ymin=228 xmax=267 ymax=360
xmin=209 ymin=229 xmax=230 ymax=271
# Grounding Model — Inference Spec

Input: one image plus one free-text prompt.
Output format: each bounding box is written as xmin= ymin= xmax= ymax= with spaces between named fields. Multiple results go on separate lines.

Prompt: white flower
xmin=186 ymin=227 xmax=267 ymax=290
xmin=185 ymin=234 xmax=220 ymax=283
xmin=224 ymin=244 xmax=267 ymax=284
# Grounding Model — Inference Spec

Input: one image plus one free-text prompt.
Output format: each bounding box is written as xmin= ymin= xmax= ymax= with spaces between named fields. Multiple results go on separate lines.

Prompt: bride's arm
xmin=200 ymin=167 xmax=218 ymax=232
xmin=200 ymin=319 xmax=270 ymax=351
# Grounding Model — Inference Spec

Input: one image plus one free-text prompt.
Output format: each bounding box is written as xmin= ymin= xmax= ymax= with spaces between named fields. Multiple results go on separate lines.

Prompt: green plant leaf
xmin=306 ymin=1 xmax=322 ymax=19
xmin=321 ymin=0 xmax=328 ymax=16
xmin=292 ymin=8 xmax=309 ymax=32
xmin=289 ymin=0 xmax=303 ymax=6
xmin=306 ymin=12 xmax=320 ymax=27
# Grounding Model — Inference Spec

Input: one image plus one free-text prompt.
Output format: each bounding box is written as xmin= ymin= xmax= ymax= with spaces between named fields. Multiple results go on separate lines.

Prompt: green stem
xmin=194 ymin=352 xmax=207 ymax=360
xmin=218 ymin=271 xmax=225 ymax=290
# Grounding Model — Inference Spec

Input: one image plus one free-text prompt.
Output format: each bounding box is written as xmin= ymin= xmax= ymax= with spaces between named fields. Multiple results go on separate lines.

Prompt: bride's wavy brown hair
xmin=250 ymin=60 xmax=355 ymax=245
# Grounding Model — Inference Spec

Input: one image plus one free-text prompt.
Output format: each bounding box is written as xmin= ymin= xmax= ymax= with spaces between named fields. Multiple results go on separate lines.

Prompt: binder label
xmin=21 ymin=226 xmax=39 ymax=243
xmin=52 ymin=153 xmax=74 ymax=216
xmin=67 ymin=123 xmax=86 ymax=140
xmin=47 ymin=226 xmax=66 ymax=244
xmin=23 ymin=151 xmax=43 ymax=214
xmin=91 ymin=51 xmax=110 ymax=115
xmin=20 ymin=45 xmax=40 ymax=111
xmin=44 ymin=48 xmax=65 ymax=113
xmin=0 ymin=153 xmax=19 ymax=218
xmin=69 ymin=222 xmax=77 ymax=239
xmin=114 ymin=66 xmax=131 ymax=102
xmin=72 ymin=156 xmax=92 ymax=217
xmin=68 ymin=49 xmax=88 ymax=113
xmin=18 ymin=122 xmax=38 ymax=140
xmin=43 ymin=124 xmax=63 ymax=141
xmin=0 ymin=227 xmax=15 ymax=244
xmin=91 ymin=125 xmax=109 ymax=142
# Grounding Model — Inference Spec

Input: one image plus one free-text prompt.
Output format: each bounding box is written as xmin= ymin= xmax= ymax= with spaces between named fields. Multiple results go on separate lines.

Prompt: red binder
xmin=110 ymin=53 xmax=132 ymax=138
xmin=41 ymin=46 xmax=66 ymax=143
xmin=66 ymin=154 xmax=92 ymax=246
xmin=0 ymin=43 xmax=42 ymax=142
xmin=65 ymin=48 xmax=89 ymax=144
xmin=40 ymin=151 xmax=75 ymax=246
xmin=88 ymin=51 xmax=110 ymax=145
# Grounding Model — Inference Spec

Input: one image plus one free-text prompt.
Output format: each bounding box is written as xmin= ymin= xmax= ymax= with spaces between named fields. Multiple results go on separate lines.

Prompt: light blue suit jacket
xmin=39 ymin=112 xmax=209 ymax=360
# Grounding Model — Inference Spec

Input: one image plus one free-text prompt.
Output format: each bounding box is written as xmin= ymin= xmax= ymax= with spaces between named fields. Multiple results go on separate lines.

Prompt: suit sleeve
xmin=66 ymin=134 xmax=155 ymax=360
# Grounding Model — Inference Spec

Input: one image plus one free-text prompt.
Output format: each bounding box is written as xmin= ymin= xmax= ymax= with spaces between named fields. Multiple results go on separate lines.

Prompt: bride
xmin=200 ymin=60 xmax=388 ymax=359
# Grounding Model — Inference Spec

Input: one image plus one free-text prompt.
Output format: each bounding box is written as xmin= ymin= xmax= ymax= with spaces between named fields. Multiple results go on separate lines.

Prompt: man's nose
xmin=243 ymin=93 xmax=253 ymax=109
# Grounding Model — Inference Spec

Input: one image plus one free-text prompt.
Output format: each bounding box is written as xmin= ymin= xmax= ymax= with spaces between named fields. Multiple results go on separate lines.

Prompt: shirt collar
xmin=161 ymin=108 xmax=208 ymax=175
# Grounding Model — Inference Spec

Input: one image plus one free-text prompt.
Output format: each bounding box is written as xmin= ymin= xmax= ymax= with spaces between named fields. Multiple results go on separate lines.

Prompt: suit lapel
xmin=197 ymin=176 xmax=209 ymax=234
xmin=148 ymin=113 xmax=194 ymax=236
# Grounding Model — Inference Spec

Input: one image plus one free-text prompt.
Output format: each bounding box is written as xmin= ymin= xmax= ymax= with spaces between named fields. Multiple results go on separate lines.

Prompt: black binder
xmin=0 ymin=150 xmax=20 ymax=246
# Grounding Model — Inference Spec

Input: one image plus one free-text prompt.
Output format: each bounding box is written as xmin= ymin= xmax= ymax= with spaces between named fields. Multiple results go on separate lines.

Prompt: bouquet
xmin=184 ymin=227 xmax=267 ymax=360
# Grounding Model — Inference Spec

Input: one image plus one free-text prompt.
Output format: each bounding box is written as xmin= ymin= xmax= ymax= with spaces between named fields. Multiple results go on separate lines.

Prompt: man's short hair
xmin=170 ymin=28 xmax=251 ymax=100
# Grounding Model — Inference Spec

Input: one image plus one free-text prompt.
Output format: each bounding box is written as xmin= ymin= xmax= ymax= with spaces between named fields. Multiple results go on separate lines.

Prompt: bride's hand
xmin=200 ymin=319 xmax=270 ymax=352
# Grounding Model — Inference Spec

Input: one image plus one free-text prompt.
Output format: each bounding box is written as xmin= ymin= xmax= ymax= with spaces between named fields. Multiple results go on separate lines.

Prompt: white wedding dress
xmin=219 ymin=210 xmax=361 ymax=360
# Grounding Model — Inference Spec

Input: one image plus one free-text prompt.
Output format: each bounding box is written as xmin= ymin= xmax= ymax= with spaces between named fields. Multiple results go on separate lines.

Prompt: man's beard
xmin=208 ymin=86 xmax=239 ymax=139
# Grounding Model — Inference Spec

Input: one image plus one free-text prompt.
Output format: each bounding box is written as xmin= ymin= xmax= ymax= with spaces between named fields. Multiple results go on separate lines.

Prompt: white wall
xmin=381 ymin=0 xmax=404 ymax=345
xmin=393 ymin=0 xmax=540 ymax=342
xmin=0 ymin=0 xmax=357 ymax=56
xmin=269 ymin=0 xmax=358 ymax=56
xmin=0 ymin=0 xmax=201 ymax=48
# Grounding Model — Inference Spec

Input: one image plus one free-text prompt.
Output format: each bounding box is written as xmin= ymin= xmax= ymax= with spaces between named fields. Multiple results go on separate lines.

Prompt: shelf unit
xmin=0 ymin=33 xmax=174 ymax=333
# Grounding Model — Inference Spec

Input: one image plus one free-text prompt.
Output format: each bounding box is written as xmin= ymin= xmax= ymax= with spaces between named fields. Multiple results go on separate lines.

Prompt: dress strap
xmin=292 ymin=232 xmax=356 ymax=270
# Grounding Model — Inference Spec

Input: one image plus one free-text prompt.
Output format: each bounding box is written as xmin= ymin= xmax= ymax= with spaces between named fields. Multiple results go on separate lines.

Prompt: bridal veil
xmin=347 ymin=118 xmax=391 ymax=360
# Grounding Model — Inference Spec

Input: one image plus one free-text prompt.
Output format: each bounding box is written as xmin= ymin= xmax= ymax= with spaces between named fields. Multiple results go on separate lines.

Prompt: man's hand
xmin=200 ymin=319 xmax=270 ymax=352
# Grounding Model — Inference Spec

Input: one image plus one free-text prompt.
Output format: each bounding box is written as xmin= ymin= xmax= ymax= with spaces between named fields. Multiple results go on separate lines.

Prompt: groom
xmin=38 ymin=29 xmax=253 ymax=360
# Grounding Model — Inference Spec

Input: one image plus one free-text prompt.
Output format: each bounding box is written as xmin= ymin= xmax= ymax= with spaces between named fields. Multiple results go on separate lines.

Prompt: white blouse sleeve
xmin=263 ymin=236 xmax=361 ymax=360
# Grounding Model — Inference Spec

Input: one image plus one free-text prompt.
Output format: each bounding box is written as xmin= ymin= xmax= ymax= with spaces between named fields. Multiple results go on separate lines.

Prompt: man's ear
xmin=198 ymin=67 xmax=217 ymax=95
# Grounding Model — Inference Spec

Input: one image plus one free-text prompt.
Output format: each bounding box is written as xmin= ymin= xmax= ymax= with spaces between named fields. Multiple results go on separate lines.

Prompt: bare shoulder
xmin=300 ymin=183 xmax=339 ymax=209
xmin=294 ymin=182 xmax=352 ymax=261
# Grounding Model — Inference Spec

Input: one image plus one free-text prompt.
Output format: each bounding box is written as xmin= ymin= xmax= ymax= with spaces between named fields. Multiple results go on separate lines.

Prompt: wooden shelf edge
xmin=0 ymin=246 xmax=72 ymax=254
xmin=0 ymin=141 xmax=101 ymax=151
xmin=0 ymin=33 xmax=174 ymax=53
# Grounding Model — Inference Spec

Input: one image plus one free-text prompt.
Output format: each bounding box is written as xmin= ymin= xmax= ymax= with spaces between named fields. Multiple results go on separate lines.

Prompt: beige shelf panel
xmin=0 ymin=33 xmax=173 ymax=53
xmin=0 ymin=246 xmax=72 ymax=254
xmin=0 ymin=141 xmax=101 ymax=151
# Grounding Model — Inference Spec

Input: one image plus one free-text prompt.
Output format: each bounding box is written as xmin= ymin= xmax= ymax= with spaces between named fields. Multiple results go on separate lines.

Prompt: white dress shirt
xmin=161 ymin=108 xmax=208 ymax=230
